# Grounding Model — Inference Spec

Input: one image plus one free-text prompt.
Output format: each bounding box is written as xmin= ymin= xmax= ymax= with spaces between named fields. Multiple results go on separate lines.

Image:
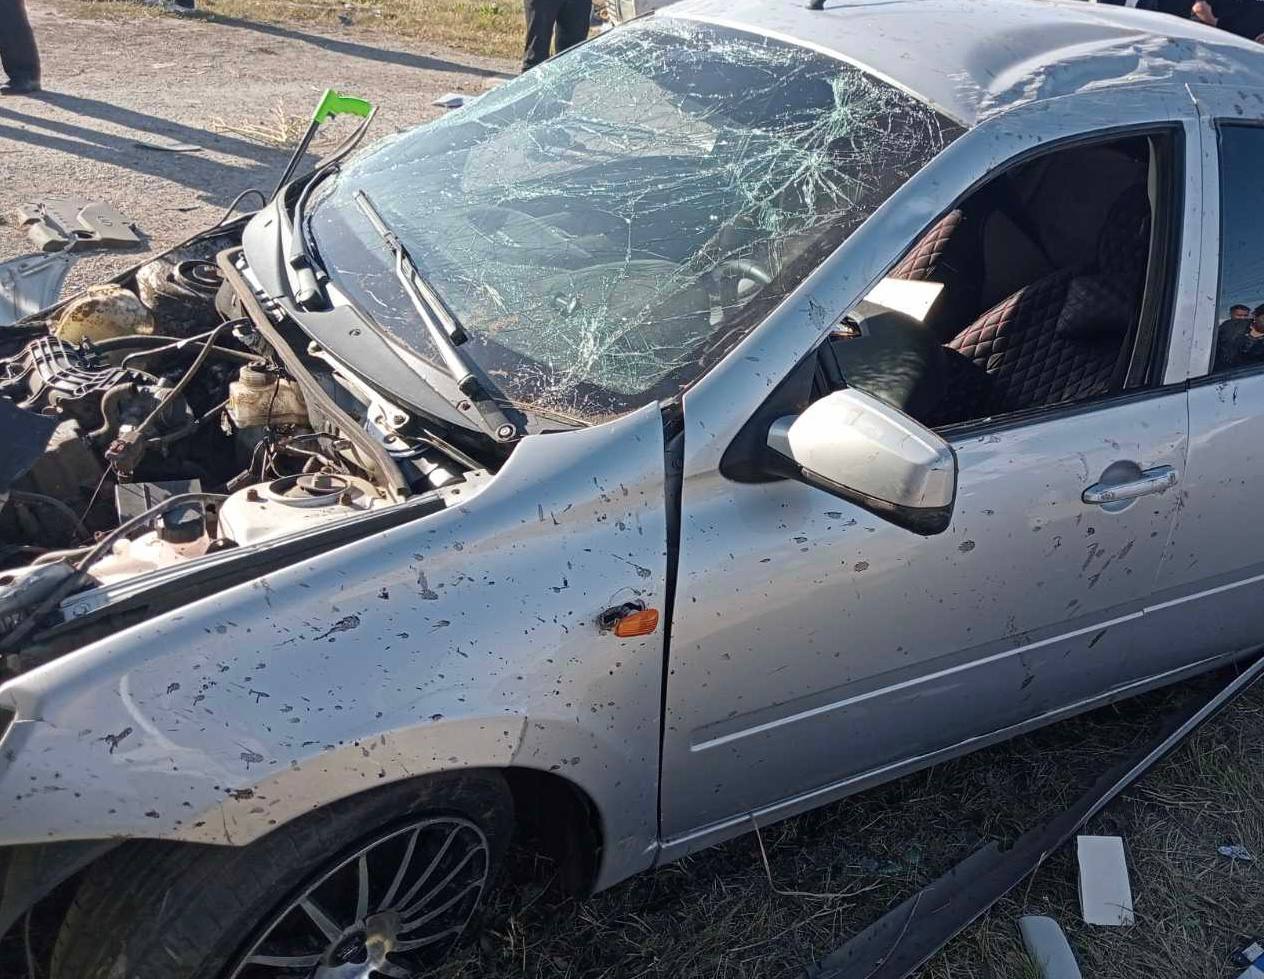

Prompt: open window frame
xmin=902 ymin=123 xmax=1187 ymax=441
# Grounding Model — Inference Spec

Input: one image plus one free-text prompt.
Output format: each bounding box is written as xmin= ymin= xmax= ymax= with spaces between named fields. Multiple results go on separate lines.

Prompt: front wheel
xmin=51 ymin=771 xmax=514 ymax=979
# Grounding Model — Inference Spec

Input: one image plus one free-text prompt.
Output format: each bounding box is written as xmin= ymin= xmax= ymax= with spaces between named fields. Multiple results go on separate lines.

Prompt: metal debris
xmin=1234 ymin=941 xmax=1264 ymax=979
xmin=1219 ymin=843 xmax=1254 ymax=862
xmin=132 ymin=138 xmax=202 ymax=153
xmin=804 ymin=651 xmax=1264 ymax=979
xmin=0 ymin=252 xmax=73 ymax=325
xmin=16 ymin=197 xmax=143 ymax=253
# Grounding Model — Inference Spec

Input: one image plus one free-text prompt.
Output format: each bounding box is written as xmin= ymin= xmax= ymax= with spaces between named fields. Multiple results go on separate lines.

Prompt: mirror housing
xmin=766 ymin=389 xmax=956 ymax=535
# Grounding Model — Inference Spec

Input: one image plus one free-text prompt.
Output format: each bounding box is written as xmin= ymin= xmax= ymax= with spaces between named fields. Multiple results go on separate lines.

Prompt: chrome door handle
xmin=1082 ymin=466 xmax=1178 ymax=506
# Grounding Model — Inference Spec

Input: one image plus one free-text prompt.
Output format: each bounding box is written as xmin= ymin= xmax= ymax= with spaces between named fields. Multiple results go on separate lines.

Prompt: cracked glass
xmin=307 ymin=17 xmax=963 ymax=422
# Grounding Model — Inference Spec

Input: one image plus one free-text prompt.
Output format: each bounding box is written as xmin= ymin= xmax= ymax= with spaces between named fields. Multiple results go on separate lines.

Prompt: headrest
xmin=1096 ymin=184 xmax=1152 ymax=285
xmin=1056 ymin=274 xmax=1134 ymax=340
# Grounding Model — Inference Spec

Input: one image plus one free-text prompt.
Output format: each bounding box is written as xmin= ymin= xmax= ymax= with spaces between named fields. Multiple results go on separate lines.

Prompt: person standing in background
xmin=1192 ymin=0 xmax=1264 ymax=40
xmin=1098 ymin=0 xmax=1264 ymax=41
xmin=1215 ymin=303 xmax=1264 ymax=369
xmin=0 ymin=0 xmax=40 ymax=95
xmin=522 ymin=0 xmax=593 ymax=72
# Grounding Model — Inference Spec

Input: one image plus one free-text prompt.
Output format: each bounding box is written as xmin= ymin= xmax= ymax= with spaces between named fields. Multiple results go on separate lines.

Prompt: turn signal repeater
xmin=599 ymin=602 xmax=660 ymax=637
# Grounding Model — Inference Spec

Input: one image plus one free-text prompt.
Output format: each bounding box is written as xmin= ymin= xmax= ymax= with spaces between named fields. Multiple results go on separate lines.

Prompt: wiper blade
xmin=353 ymin=190 xmax=519 ymax=442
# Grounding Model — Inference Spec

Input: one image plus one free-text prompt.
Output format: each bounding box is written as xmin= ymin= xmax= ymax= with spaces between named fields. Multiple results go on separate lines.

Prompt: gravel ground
xmin=0 ymin=0 xmax=512 ymax=295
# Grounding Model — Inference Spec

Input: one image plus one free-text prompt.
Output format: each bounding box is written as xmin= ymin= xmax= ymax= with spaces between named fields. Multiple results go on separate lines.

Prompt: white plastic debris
xmin=1076 ymin=835 xmax=1135 ymax=926
xmin=1219 ymin=844 xmax=1254 ymax=862
xmin=432 ymin=93 xmax=466 ymax=109
xmin=1235 ymin=941 xmax=1264 ymax=978
xmin=1018 ymin=916 xmax=1083 ymax=979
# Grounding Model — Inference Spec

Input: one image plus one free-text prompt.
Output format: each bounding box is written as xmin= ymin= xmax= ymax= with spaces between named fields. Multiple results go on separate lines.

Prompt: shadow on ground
xmin=0 ymin=92 xmax=289 ymax=207
xmin=196 ymin=13 xmax=514 ymax=79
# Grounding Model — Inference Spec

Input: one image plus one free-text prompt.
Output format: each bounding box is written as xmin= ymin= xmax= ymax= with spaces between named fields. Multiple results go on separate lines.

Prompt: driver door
xmin=659 ymin=93 xmax=1204 ymax=850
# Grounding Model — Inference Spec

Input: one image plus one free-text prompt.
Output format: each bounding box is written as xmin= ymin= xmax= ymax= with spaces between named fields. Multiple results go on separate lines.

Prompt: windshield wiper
xmin=354 ymin=190 xmax=519 ymax=442
xmin=285 ymin=166 xmax=339 ymax=308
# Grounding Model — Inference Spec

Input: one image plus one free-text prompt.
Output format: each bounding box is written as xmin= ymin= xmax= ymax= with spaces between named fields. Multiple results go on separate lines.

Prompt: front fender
xmin=0 ymin=403 xmax=668 ymax=890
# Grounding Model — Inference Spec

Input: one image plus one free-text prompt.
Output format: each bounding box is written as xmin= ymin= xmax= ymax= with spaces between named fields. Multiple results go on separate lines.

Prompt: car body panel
xmin=1151 ymin=85 xmax=1264 ymax=679
xmin=0 ymin=403 xmax=669 ymax=889
xmin=669 ymin=0 xmax=1264 ymax=128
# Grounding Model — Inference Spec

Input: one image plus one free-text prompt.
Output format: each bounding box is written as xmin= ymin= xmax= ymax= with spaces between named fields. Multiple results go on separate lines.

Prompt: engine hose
xmin=120 ymin=344 xmax=260 ymax=369
xmin=92 ymin=334 xmax=191 ymax=350
xmin=89 ymin=382 xmax=137 ymax=444
xmin=105 ymin=322 xmax=239 ymax=472
xmin=30 ymin=545 xmax=93 ymax=566
xmin=5 ymin=491 xmax=90 ymax=542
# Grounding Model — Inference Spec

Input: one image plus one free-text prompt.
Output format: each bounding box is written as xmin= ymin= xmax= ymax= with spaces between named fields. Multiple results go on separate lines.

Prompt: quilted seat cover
xmin=940 ymin=186 xmax=1151 ymax=421
xmin=946 ymin=270 xmax=1122 ymax=416
xmin=891 ymin=209 xmax=966 ymax=281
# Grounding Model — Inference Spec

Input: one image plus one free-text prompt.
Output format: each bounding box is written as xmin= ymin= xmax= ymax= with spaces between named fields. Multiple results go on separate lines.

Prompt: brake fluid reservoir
xmin=227 ymin=364 xmax=308 ymax=429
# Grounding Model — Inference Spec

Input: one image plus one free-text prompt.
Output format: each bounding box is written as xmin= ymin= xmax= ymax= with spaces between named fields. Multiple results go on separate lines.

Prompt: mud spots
xmin=98 ymin=727 xmax=133 ymax=754
xmin=313 ymin=615 xmax=361 ymax=641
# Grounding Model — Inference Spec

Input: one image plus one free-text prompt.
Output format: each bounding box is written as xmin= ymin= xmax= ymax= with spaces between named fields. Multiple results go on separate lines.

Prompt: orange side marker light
xmin=613 ymin=607 xmax=660 ymax=638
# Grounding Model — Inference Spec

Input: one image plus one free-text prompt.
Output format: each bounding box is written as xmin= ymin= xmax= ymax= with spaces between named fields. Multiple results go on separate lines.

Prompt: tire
xmin=50 ymin=770 xmax=514 ymax=979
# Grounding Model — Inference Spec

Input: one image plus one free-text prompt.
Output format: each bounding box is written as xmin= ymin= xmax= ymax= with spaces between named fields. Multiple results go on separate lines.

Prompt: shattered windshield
xmin=307 ymin=18 xmax=962 ymax=420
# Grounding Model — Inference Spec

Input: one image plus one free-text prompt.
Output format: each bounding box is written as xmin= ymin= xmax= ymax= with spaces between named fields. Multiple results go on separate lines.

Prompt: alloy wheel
xmin=228 ymin=816 xmax=491 ymax=978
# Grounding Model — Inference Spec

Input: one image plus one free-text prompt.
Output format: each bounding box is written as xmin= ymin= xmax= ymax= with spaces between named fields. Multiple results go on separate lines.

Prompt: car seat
xmin=929 ymin=184 xmax=1152 ymax=425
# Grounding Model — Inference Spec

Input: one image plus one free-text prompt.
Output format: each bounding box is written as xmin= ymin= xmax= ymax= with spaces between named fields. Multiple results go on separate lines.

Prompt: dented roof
xmin=669 ymin=0 xmax=1264 ymax=126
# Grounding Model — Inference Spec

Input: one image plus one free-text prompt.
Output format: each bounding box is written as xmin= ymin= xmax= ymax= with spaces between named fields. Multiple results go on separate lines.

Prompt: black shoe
xmin=0 ymin=78 xmax=40 ymax=96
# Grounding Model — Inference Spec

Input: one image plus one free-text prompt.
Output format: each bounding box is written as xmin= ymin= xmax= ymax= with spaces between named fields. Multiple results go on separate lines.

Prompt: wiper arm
xmin=286 ymin=166 xmax=336 ymax=307
xmin=353 ymin=190 xmax=519 ymax=442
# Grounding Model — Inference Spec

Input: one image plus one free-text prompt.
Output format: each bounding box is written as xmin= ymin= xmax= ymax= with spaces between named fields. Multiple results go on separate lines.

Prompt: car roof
xmin=665 ymin=0 xmax=1264 ymax=126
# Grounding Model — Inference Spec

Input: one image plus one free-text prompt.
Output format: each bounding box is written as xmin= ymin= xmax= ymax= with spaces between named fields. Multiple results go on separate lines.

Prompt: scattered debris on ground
xmin=17 ymin=197 xmax=142 ymax=253
xmin=1018 ymin=916 xmax=1083 ymax=979
xmin=1077 ymin=836 xmax=1134 ymax=927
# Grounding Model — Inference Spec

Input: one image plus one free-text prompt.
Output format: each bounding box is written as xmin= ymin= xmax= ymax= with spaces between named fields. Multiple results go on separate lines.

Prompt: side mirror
xmin=766 ymin=388 xmax=957 ymax=535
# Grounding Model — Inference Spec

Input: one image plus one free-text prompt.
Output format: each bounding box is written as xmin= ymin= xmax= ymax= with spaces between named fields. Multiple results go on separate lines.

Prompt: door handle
xmin=1082 ymin=465 xmax=1178 ymax=506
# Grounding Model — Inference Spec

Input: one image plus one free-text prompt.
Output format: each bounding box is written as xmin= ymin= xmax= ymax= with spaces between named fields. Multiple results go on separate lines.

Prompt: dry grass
xmin=201 ymin=0 xmax=526 ymax=60
xmin=433 ymin=675 xmax=1264 ymax=978
xmin=74 ymin=0 xmax=529 ymax=61
xmin=206 ymin=98 xmax=316 ymax=146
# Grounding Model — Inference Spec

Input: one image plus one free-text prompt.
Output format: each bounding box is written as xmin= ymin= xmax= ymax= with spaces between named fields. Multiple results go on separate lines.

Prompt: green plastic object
xmin=311 ymin=89 xmax=373 ymax=125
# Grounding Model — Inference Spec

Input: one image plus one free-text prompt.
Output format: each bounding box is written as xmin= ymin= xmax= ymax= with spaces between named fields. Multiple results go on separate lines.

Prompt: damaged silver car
xmin=3 ymin=1 xmax=1264 ymax=975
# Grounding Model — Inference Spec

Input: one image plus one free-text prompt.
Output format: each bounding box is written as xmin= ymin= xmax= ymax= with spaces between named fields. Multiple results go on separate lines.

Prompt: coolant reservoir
xmin=227 ymin=364 xmax=307 ymax=429
xmin=219 ymin=473 xmax=384 ymax=547
xmin=91 ymin=521 xmax=212 ymax=584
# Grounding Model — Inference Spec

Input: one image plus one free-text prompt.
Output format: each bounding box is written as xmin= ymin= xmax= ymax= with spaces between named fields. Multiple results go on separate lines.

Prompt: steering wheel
xmin=716 ymin=259 xmax=773 ymax=287
xmin=712 ymin=258 xmax=773 ymax=315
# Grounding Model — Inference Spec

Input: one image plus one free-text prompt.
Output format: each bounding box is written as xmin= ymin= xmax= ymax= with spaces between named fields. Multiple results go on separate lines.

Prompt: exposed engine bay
xmin=0 ymin=224 xmax=496 ymax=672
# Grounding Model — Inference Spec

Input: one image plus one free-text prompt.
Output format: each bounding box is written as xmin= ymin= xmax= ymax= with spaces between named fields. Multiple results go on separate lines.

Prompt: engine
xmin=0 ymin=231 xmax=481 ymax=636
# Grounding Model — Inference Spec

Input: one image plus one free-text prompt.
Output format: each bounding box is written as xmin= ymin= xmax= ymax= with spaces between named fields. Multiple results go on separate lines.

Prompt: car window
xmin=1210 ymin=124 xmax=1264 ymax=375
xmin=307 ymin=19 xmax=963 ymax=421
xmin=817 ymin=133 xmax=1176 ymax=432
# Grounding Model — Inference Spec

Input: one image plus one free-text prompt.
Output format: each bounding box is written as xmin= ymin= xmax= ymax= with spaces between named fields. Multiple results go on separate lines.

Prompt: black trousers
xmin=0 ymin=0 xmax=39 ymax=83
xmin=523 ymin=0 xmax=592 ymax=72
